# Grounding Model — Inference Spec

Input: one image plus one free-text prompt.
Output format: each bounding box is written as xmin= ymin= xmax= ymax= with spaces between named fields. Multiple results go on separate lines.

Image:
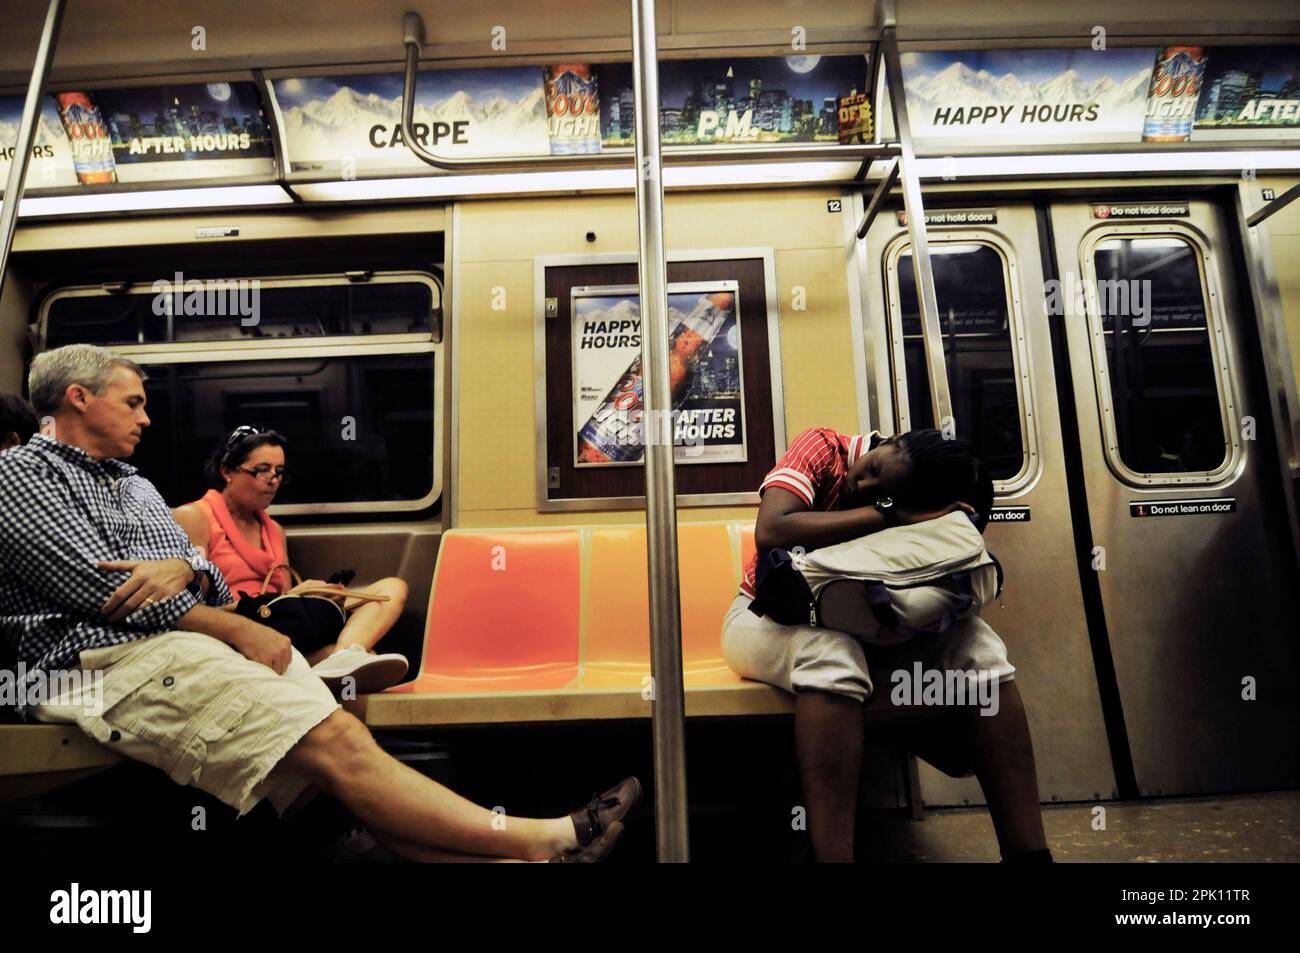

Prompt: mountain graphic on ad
xmin=0 ymin=94 xmax=78 ymax=190
xmin=273 ymin=69 xmax=550 ymax=175
xmin=897 ymin=47 xmax=1157 ymax=147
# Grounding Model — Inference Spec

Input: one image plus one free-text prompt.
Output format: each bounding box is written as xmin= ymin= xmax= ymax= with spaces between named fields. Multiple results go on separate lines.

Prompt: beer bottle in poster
xmin=55 ymin=92 xmax=116 ymax=184
xmin=577 ymin=292 xmax=734 ymax=463
xmin=1141 ymin=47 xmax=1206 ymax=142
xmin=544 ymin=64 xmax=602 ymax=155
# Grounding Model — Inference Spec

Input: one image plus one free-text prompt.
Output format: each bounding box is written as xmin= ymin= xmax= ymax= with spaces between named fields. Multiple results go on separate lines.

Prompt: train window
xmin=1088 ymin=234 xmax=1233 ymax=481
xmin=887 ymin=241 xmax=1032 ymax=485
xmin=41 ymin=273 xmax=440 ymax=349
xmin=129 ymin=354 xmax=439 ymax=514
xmin=37 ymin=271 xmax=444 ymax=516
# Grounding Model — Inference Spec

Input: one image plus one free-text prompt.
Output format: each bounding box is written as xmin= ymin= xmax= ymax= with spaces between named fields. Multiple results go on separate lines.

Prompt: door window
xmin=890 ymin=241 xmax=1032 ymax=484
xmin=1088 ymin=234 xmax=1233 ymax=480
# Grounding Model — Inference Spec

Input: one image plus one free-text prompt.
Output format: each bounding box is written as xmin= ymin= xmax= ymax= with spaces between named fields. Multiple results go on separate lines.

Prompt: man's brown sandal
xmin=549 ymin=776 xmax=643 ymax=862
xmin=548 ymin=821 xmax=625 ymax=863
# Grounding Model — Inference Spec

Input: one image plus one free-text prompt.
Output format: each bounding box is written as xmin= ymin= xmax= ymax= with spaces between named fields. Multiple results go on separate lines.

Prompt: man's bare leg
xmin=795 ymin=690 xmax=863 ymax=863
xmin=282 ymin=711 xmax=576 ymax=862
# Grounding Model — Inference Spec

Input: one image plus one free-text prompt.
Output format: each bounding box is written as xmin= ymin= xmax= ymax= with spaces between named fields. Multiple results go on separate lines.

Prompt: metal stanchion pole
xmin=0 ymin=0 xmax=65 ymax=301
xmin=630 ymin=0 xmax=689 ymax=863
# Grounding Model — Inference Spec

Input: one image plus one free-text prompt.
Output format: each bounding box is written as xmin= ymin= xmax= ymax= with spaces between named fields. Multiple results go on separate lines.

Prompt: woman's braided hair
xmin=891 ymin=428 xmax=994 ymax=530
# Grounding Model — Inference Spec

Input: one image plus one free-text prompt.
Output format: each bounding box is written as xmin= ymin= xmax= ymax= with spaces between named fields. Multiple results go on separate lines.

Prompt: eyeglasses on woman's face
xmin=237 ymin=464 xmax=289 ymax=485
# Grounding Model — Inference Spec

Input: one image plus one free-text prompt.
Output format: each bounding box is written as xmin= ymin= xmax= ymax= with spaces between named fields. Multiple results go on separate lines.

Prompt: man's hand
xmin=230 ymin=624 xmax=293 ymax=675
xmin=98 ymin=558 xmax=194 ymax=623
xmin=896 ymin=500 xmax=975 ymax=526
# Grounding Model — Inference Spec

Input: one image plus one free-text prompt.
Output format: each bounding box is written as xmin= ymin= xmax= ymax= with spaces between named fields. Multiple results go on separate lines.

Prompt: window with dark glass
xmin=43 ymin=277 xmax=438 ymax=348
xmin=893 ymin=243 xmax=1026 ymax=481
xmin=1091 ymin=236 xmax=1228 ymax=475
xmin=131 ymin=355 xmax=436 ymax=509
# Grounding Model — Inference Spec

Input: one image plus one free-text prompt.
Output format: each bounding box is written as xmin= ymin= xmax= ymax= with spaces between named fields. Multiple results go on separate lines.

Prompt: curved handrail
xmin=398 ymin=12 xmax=895 ymax=174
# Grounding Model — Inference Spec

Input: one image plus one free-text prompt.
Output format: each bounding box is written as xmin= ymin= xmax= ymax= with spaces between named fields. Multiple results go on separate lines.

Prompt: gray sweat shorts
xmin=721 ymin=593 xmax=1015 ymax=704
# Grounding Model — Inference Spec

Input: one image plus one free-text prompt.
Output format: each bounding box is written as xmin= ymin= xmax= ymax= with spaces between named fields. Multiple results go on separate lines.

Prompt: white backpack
xmin=752 ymin=511 xmax=1002 ymax=646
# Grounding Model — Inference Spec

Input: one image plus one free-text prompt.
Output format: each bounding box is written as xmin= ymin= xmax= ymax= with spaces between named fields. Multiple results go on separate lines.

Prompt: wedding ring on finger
xmin=142 ymin=596 xmax=157 ymax=607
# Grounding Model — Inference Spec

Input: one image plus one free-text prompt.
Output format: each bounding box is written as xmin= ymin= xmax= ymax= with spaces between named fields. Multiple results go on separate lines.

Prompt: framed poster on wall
xmin=535 ymin=251 xmax=785 ymax=511
xmin=571 ymin=281 xmax=747 ymax=468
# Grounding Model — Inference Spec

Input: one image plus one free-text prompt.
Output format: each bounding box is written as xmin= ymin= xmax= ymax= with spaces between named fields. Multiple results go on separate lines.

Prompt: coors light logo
xmin=55 ymin=92 xmax=116 ymax=184
xmin=1142 ymin=47 xmax=1206 ymax=142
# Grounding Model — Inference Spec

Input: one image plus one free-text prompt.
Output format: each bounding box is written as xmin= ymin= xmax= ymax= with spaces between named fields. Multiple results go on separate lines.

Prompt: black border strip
xmin=1034 ymin=202 xmax=1139 ymax=800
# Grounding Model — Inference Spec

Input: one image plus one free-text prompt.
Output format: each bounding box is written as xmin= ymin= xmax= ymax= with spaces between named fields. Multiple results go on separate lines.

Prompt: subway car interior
xmin=1 ymin=0 xmax=1298 ymax=886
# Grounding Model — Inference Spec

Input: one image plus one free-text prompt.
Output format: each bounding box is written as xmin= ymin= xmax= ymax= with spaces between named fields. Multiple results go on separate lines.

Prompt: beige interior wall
xmin=1259 ymin=175 xmax=1300 ymax=391
xmin=454 ymin=187 xmax=862 ymax=528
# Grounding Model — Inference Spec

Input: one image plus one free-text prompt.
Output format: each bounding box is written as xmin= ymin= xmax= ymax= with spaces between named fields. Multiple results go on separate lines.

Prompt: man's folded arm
xmin=134 ymin=479 xmax=234 ymax=608
xmin=0 ymin=463 xmax=222 ymax=630
xmin=0 ymin=467 xmax=140 ymax=619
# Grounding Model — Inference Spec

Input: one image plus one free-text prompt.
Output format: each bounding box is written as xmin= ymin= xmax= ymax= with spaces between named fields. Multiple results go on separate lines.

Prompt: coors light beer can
xmin=1141 ymin=47 xmax=1206 ymax=142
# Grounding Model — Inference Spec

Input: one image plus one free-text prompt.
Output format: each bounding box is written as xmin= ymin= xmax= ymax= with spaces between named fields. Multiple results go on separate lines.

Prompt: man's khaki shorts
xmin=32 ymin=630 xmax=340 ymax=817
xmin=721 ymin=593 xmax=1016 ymax=704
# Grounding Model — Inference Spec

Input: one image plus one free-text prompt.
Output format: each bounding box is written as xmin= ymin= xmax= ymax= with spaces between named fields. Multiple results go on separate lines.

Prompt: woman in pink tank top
xmin=173 ymin=426 xmax=409 ymax=692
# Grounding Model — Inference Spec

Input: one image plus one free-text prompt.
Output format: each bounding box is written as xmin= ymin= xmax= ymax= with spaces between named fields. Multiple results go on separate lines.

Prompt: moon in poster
xmin=206 ymin=83 xmax=232 ymax=102
xmin=786 ymin=55 xmax=822 ymax=74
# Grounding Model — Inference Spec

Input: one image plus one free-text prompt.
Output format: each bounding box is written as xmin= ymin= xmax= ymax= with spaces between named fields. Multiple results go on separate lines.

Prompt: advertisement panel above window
xmin=0 ymin=81 xmax=275 ymax=194
xmin=883 ymin=44 xmax=1299 ymax=152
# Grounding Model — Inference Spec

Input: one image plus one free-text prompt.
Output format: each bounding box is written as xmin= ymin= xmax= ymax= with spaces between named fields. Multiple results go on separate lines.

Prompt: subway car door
xmin=860 ymin=202 xmax=1117 ymax=806
xmin=1049 ymin=198 xmax=1300 ymax=796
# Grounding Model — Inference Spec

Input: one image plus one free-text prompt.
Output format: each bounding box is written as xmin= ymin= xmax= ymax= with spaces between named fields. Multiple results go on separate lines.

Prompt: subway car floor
xmin=3 ymin=719 xmax=1297 ymax=862
xmin=859 ymin=791 xmax=1300 ymax=863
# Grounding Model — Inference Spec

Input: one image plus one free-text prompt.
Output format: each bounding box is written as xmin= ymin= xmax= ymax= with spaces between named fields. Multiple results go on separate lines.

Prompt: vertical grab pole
xmin=879 ymin=3 xmax=952 ymax=431
xmin=0 ymin=0 xmax=65 ymax=302
xmin=631 ymin=0 xmax=690 ymax=862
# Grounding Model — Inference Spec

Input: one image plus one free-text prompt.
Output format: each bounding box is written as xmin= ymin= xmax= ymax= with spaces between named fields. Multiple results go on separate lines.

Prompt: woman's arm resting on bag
xmin=754 ymin=488 xmax=974 ymax=553
xmin=754 ymin=487 xmax=888 ymax=552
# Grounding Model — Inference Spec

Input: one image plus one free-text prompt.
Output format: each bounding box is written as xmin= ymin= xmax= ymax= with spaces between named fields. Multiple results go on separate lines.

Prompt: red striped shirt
xmin=740 ymin=428 xmax=876 ymax=597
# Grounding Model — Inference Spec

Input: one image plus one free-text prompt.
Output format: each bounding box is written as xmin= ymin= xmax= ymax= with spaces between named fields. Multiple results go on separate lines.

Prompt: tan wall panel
xmin=1274 ymin=236 xmax=1300 ymax=387
xmin=455 ymin=188 xmax=861 ymax=526
xmin=458 ymin=188 xmax=850 ymax=263
xmin=771 ymin=246 xmax=859 ymax=438
xmin=456 ymin=260 xmax=537 ymax=514
xmin=663 ymin=189 xmax=846 ymax=251
xmin=458 ymin=196 xmax=639 ymax=263
xmin=1261 ymin=176 xmax=1300 ymax=388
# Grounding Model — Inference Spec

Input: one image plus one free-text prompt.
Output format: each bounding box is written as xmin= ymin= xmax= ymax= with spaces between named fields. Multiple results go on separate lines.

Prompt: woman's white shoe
xmin=311 ymin=644 xmax=409 ymax=694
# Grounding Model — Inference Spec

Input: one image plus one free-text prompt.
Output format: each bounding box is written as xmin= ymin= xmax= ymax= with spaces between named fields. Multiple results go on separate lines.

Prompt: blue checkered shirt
xmin=0 ymin=435 xmax=232 ymax=717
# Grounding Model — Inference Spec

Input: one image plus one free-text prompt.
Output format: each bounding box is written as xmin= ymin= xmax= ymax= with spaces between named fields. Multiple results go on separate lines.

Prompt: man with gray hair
xmin=0 ymin=343 xmax=639 ymax=862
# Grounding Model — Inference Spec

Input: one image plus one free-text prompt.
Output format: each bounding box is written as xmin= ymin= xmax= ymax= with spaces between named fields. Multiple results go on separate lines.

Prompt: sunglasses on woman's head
xmin=225 ymin=424 xmax=267 ymax=450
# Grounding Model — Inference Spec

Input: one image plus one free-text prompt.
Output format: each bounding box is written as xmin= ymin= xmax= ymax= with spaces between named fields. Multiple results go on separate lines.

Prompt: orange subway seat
xmin=389 ymin=530 xmax=581 ymax=693
xmin=580 ymin=527 xmax=649 ymax=687
xmin=580 ymin=523 xmax=744 ymax=689
xmin=738 ymin=525 xmax=756 ymax=579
